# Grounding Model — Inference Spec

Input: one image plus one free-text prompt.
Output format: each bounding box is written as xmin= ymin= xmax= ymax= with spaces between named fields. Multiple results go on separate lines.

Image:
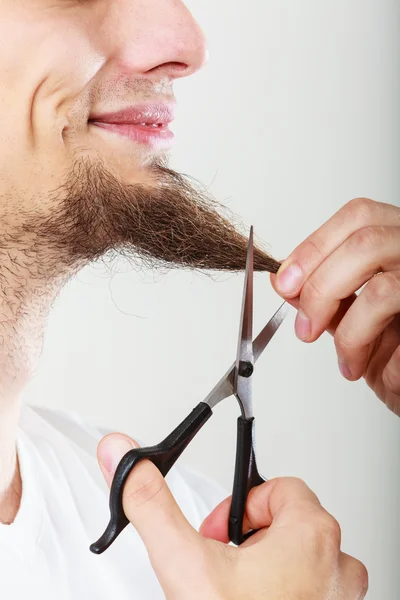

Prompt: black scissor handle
xmin=229 ymin=416 xmax=265 ymax=546
xmin=90 ymin=402 xmax=213 ymax=554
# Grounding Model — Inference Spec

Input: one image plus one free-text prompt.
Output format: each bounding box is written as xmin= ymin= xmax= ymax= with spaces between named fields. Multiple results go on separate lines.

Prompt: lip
xmin=88 ymin=103 xmax=176 ymax=150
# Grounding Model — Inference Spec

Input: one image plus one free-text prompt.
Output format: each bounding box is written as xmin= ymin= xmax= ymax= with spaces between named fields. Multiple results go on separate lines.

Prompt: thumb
xmin=270 ymin=272 xmax=300 ymax=310
xmin=97 ymin=434 xmax=199 ymax=565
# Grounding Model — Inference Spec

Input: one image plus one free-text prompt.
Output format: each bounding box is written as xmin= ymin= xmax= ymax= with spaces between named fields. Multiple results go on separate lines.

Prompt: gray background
xmin=25 ymin=1 xmax=399 ymax=598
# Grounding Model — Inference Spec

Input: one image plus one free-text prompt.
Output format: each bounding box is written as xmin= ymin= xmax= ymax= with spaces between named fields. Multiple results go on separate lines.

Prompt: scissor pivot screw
xmin=238 ymin=361 xmax=254 ymax=378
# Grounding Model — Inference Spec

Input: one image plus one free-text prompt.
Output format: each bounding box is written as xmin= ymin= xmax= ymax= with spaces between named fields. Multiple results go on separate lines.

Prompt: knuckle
xmin=299 ymin=237 xmax=327 ymax=265
xmin=269 ymin=476 xmax=320 ymax=517
xmin=276 ymin=476 xmax=309 ymax=496
xmin=124 ymin=464 xmax=166 ymax=508
xmin=345 ymin=197 xmax=377 ymax=224
xmin=349 ymin=225 xmax=384 ymax=254
xmin=318 ymin=512 xmax=342 ymax=546
xmin=347 ymin=557 xmax=369 ymax=598
xmin=301 ymin=272 xmax=327 ymax=304
xmin=334 ymin=326 xmax=356 ymax=352
xmin=383 ymin=346 xmax=400 ymax=396
xmin=290 ymin=477 xmax=323 ymax=503
xmin=301 ymin=511 xmax=342 ymax=553
xmin=357 ymin=562 xmax=369 ymax=598
xmin=282 ymin=476 xmax=307 ymax=486
xmin=366 ymin=271 xmax=400 ymax=305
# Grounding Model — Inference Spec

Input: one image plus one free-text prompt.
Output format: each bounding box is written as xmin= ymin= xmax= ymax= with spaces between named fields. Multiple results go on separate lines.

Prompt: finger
xmin=271 ymin=275 xmax=358 ymax=337
xmin=98 ymin=434 xmax=199 ymax=564
xmin=383 ymin=344 xmax=400 ymax=401
xmin=338 ymin=553 xmax=369 ymax=600
xmin=200 ymin=494 xmax=270 ymax=544
xmin=325 ymin=294 xmax=358 ymax=335
xmin=201 ymin=478 xmax=322 ymax=543
xmin=200 ymin=496 xmax=231 ymax=542
xmin=287 ymin=294 xmax=358 ymax=337
xmin=274 ymin=198 xmax=399 ymax=298
xmin=295 ymin=226 xmax=400 ymax=342
xmin=269 ymin=277 xmax=300 ymax=311
xmin=122 ymin=459 xmax=199 ymax=561
xmin=364 ymin=320 xmax=400 ymax=412
xmin=247 ymin=478 xmax=321 ymax=529
xmin=97 ymin=433 xmax=139 ymax=488
xmin=334 ymin=271 xmax=400 ymax=380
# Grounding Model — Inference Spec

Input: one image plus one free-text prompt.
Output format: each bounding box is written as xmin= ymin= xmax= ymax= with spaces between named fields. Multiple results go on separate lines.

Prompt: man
xmin=0 ymin=0 xmax=397 ymax=598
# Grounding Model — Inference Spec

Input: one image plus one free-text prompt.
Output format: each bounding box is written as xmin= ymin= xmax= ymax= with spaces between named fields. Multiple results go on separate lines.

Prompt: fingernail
xmin=276 ymin=262 xmax=304 ymax=295
xmin=295 ymin=310 xmax=311 ymax=340
xmin=339 ymin=362 xmax=352 ymax=379
xmin=100 ymin=437 xmax=136 ymax=475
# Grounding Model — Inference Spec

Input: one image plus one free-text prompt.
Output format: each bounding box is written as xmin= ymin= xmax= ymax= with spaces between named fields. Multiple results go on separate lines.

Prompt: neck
xmin=0 ymin=240 xmax=75 ymax=524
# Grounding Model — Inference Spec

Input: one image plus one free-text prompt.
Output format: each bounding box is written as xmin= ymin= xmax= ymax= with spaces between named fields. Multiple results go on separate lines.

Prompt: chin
xmin=68 ymin=143 xmax=160 ymax=189
xmin=88 ymin=126 xmax=167 ymax=170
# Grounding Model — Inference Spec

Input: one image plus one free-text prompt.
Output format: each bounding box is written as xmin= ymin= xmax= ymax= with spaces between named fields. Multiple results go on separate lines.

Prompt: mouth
xmin=88 ymin=103 xmax=176 ymax=150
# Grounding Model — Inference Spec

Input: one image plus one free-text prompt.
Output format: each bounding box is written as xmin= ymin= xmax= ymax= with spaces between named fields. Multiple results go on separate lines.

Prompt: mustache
xmin=88 ymin=77 xmax=174 ymax=109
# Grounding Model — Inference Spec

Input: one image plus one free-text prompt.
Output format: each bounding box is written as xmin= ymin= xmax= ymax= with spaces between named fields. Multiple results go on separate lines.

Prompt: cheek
xmin=0 ymin=9 xmax=103 ymax=142
xmin=0 ymin=8 xmax=104 ymax=187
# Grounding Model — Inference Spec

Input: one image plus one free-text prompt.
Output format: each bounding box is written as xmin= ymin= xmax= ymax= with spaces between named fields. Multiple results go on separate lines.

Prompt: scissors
xmin=90 ymin=227 xmax=289 ymax=554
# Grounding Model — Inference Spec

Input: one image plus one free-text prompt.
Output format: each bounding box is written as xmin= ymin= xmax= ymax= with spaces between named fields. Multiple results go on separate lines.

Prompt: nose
xmin=104 ymin=0 xmax=207 ymax=80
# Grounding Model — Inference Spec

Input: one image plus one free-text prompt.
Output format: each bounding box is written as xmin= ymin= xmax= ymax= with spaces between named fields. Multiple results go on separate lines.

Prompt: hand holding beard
xmin=273 ymin=198 xmax=400 ymax=416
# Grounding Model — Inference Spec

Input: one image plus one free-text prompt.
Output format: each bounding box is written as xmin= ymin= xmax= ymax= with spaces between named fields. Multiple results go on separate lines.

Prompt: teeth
xmin=138 ymin=122 xmax=163 ymax=128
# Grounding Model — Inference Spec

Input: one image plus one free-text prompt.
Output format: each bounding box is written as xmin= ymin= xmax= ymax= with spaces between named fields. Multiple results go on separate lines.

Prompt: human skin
xmin=0 ymin=0 xmax=276 ymax=525
xmin=0 ymin=0 xmax=207 ymax=516
xmin=97 ymin=434 xmax=368 ymax=600
xmin=272 ymin=198 xmax=400 ymax=416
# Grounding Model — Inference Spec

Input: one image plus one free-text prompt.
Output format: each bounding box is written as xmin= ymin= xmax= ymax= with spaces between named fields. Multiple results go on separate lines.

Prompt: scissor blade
xmin=205 ymin=228 xmax=255 ymax=412
xmin=253 ymin=301 xmax=290 ymax=363
xmin=233 ymin=227 xmax=255 ymax=418
xmin=235 ymin=227 xmax=254 ymax=377
xmin=204 ymin=302 xmax=289 ymax=409
xmin=203 ymin=365 xmax=235 ymax=409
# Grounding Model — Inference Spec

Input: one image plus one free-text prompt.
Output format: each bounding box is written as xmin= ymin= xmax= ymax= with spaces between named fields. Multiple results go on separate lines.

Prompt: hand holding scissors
xmin=91 ymin=227 xmax=289 ymax=553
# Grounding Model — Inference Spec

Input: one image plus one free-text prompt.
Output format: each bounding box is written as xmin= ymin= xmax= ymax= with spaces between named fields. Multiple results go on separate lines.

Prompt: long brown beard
xmin=22 ymin=158 xmax=280 ymax=274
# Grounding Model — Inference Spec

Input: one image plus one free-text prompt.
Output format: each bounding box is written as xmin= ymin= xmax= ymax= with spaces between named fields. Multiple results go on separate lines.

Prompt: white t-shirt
xmin=0 ymin=403 xmax=226 ymax=599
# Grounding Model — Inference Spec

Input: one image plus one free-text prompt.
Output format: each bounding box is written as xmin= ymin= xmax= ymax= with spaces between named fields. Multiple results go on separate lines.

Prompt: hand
xmin=97 ymin=434 xmax=368 ymax=600
xmin=272 ymin=198 xmax=400 ymax=416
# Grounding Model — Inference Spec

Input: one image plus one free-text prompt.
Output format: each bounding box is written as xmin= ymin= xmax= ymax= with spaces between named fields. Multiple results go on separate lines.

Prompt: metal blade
xmin=234 ymin=227 xmax=254 ymax=374
xmin=203 ymin=303 xmax=289 ymax=411
xmin=203 ymin=365 xmax=235 ymax=410
xmin=234 ymin=227 xmax=254 ymax=418
xmin=253 ymin=302 xmax=289 ymax=363
xmin=203 ymin=230 xmax=289 ymax=416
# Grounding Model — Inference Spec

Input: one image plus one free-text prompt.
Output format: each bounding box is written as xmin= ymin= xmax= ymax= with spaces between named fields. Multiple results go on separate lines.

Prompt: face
xmin=0 ymin=0 xmax=279 ymax=274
